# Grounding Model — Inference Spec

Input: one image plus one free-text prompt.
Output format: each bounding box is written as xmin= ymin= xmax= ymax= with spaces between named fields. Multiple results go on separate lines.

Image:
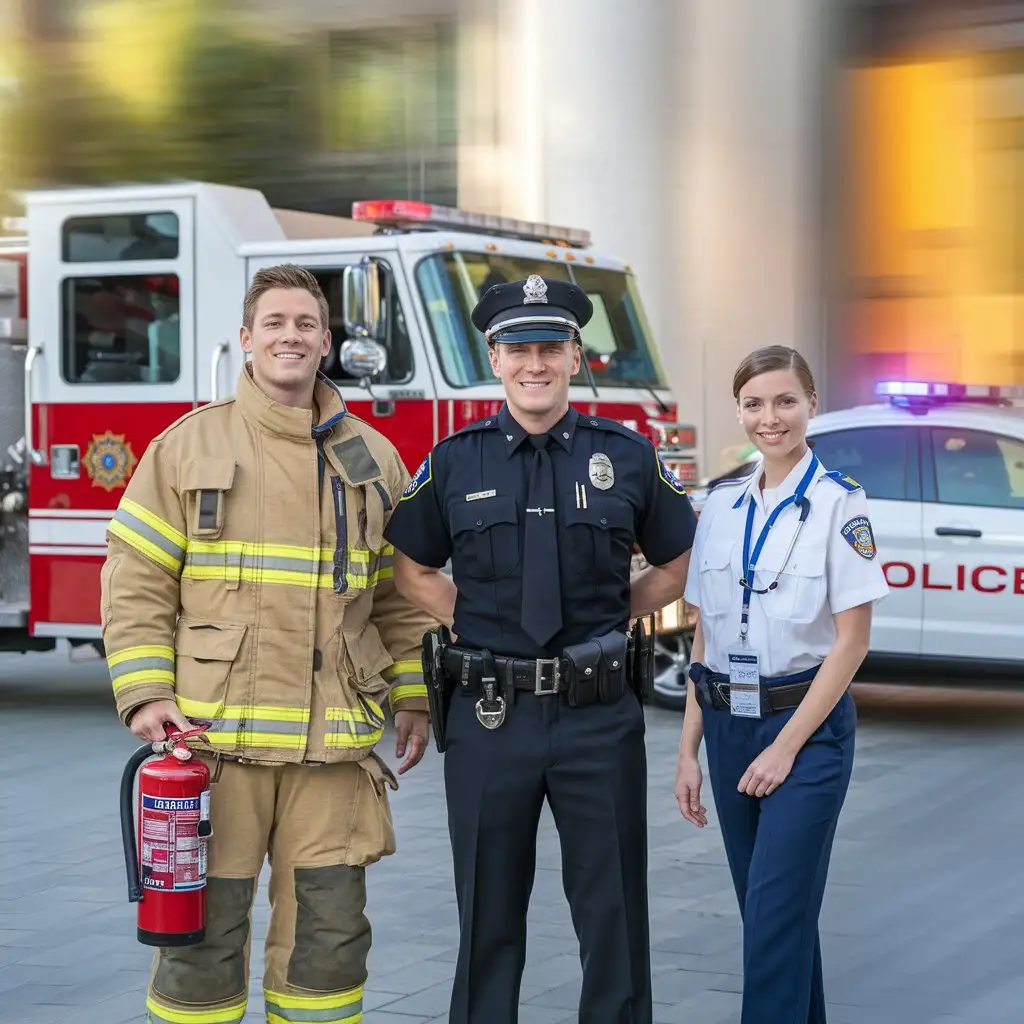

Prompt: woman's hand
xmin=675 ymin=755 xmax=707 ymax=827
xmin=738 ymin=743 xmax=796 ymax=798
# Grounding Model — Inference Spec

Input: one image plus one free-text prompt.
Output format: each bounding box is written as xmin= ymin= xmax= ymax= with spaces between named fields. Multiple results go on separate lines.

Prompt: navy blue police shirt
xmin=383 ymin=403 xmax=698 ymax=659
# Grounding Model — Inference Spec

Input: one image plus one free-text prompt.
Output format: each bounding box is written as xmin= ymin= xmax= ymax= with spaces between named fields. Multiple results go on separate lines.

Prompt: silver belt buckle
xmin=534 ymin=658 xmax=561 ymax=696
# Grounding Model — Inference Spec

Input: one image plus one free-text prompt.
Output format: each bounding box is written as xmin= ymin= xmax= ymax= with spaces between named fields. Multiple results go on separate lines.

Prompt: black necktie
xmin=521 ymin=434 xmax=562 ymax=647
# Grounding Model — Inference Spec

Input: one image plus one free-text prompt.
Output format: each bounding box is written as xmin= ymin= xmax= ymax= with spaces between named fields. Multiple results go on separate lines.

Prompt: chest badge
xmin=589 ymin=452 xmax=614 ymax=490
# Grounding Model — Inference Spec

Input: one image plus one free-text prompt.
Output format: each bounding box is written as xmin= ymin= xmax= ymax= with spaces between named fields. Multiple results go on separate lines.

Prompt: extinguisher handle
xmin=120 ymin=743 xmax=155 ymax=904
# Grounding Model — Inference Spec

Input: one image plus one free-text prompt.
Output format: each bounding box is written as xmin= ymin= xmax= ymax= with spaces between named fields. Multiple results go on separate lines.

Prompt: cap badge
xmin=589 ymin=452 xmax=614 ymax=490
xmin=523 ymin=275 xmax=548 ymax=304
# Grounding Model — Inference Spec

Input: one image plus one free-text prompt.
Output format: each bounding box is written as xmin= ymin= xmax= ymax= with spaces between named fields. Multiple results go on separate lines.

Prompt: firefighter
xmin=383 ymin=276 xmax=698 ymax=1024
xmin=676 ymin=345 xmax=889 ymax=1023
xmin=101 ymin=264 xmax=436 ymax=1024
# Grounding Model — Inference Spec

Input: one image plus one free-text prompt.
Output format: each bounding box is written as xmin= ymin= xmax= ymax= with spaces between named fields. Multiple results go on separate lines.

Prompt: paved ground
xmin=2 ymin=645 xmax=1023 ymax=1024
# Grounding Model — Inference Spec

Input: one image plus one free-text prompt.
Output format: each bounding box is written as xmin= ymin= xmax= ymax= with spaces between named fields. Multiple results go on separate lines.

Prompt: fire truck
xmin=0 ymin=180 xmax=698 ymax=690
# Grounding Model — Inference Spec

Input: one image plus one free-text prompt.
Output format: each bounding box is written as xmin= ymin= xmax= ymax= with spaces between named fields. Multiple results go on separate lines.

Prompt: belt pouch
xmin=562 ymin=639 xmax=602 ymax=708
xmin=594 ymin=631 xmax=628 ymax=704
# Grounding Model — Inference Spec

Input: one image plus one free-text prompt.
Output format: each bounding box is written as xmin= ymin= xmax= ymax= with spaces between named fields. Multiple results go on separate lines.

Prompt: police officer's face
xmin=489 ymin=340 xmax=582 ymax=421
xmin=737 ymin=368 xmax=818 ymax=459
xmin=240 ymin=288 xmax=331 ymax=403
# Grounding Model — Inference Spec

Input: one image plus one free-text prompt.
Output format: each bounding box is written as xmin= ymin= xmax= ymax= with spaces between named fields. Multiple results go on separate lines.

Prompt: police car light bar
xmin=351 ymin=199 xmax=592 ymax=248
xmin=876 ymin=380 xmax=1024 ymax=403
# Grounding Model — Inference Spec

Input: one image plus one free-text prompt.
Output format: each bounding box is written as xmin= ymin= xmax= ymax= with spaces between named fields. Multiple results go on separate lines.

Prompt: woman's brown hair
xmin=732 ymin=345 xmax=816 ymax=401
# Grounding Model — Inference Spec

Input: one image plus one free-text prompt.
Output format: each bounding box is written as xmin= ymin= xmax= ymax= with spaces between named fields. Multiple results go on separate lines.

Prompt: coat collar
xmin=731 ymin=445 xmax=822 ymax=514
xmin=235 ymin=362 xmax=347 ymax=440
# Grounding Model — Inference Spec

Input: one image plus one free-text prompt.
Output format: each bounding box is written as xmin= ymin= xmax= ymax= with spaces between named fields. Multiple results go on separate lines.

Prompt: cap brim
xmin=489 ymin=325 xmax=579 ymax=343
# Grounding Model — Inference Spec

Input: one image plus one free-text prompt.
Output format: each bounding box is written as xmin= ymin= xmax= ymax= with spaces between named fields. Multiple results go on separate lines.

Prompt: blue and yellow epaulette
xmin=824 ymin=470 xmax=862 ymax=491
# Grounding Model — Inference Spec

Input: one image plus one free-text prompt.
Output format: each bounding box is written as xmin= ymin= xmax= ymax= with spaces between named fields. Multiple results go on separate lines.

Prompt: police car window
xmin=415 ymin=253 xmax=669 ymax=389
xmin=808 ymin=427 xmax=909 ymax=501
xmin=311 ymin=266 xmax=413 ymax=385
xmin=61 ymin=274 xmax=180 ymax=384
xmin=62 ymin=213 xmax=180 ymax=262
xmin=932 ymin=428 xmax=1024 ymax=510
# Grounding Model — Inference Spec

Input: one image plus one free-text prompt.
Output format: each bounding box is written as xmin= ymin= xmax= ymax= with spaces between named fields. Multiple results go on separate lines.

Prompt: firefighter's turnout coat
xmin=100 ymin=364 xmax=433 ymax=763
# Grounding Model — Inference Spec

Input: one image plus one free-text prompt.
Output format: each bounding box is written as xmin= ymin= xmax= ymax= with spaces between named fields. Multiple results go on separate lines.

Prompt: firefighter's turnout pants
xmin=145 ymin=752 xmax=397 ymax=1024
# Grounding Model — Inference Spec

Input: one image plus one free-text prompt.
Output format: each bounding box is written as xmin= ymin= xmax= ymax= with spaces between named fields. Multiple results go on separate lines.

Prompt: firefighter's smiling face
xmin=240 ymin=287 xmax=331 ymax=405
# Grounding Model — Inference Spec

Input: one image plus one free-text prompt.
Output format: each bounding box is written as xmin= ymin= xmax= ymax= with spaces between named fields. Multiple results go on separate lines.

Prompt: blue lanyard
xmin=738 ymin=453 xmax=819 ymax=642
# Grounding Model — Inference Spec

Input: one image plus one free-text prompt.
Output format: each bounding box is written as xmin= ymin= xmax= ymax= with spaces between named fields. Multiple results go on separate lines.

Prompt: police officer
xmin=384 ymin=275 xmax=698 ymax=1024
xmin=675 ymin=345 xmax=890 ymax=1023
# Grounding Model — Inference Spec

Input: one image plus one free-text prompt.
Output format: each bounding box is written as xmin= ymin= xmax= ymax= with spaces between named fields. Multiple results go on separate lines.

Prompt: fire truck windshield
xmin=415 ymin=252 xmax=670 ymax=390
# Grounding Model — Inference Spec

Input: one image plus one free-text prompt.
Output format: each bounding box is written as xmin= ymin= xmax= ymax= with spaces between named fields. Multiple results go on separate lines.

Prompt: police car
xmin=650 ymin=380 xmax=1024 ymax=710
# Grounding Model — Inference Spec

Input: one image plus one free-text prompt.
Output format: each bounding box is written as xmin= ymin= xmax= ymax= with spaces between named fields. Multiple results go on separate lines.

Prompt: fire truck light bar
xmin=351 ymin=199 xmax=592 ymax=248
xmin=876 ymin=380 xmax=1024 ymax=402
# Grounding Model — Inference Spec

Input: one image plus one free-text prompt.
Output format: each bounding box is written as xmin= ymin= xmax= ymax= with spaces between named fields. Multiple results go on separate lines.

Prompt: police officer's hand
xmin=738 ymin=743 xmax=796 ymax=798
xmin=128 ymin=699 xmax=192 ymax=743
xmin=393 ymin=710 xmax=429 ymax=775
xmin=675 ymin=756 xmax=707 ymax=828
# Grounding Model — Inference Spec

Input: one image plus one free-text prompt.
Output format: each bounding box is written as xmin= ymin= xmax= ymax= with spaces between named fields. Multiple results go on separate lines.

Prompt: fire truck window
xmin=62 ymin=213 xmax=180 ymax=262
xmin=932 ymin=428 xmax=1024 ymax=510
xmin=61 ymin=275 xmax=181 ymax=384
xmin=311 ymin=267 xmax=413 ymax=385
xmin=808 ymin=427 xmax=910 ymax=501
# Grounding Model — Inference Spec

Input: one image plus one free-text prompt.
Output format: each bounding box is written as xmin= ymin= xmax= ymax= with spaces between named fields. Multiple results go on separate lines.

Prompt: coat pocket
xmin=347 ymin=753 xmax=398 ymax=865
xmin=181 ymin=457 xmax=237 ymax=541
xmin=174 ymin=619 xmax=248 ymax=709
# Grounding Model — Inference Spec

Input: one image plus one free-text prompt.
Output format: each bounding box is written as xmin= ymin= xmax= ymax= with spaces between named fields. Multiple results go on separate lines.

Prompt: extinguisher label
xmin=140 ymin=793 xmax=207 ymax=892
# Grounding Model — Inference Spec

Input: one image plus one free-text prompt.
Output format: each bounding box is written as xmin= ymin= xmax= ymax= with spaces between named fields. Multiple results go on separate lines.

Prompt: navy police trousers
xmin=702 ymin=687 xmax=856 ymax=1024
xmin=443 ymin=686 xmax=651 ymax=1024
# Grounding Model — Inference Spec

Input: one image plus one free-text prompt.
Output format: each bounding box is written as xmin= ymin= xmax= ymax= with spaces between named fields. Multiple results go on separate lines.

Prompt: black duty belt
xmin=443 ymin=647 xmax=570 ymax=695
xmin=690 ymin=663 xmax=817 ymax=714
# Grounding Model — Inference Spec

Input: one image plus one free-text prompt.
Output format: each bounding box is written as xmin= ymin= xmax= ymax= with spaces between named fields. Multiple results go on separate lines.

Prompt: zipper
xmin=331 ymin=476 xmax=348 ymax=594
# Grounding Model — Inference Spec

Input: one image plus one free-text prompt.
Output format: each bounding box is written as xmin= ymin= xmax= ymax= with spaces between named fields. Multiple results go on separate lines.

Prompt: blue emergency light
xmin=876 ymin=380 xmax=1024 ymax=409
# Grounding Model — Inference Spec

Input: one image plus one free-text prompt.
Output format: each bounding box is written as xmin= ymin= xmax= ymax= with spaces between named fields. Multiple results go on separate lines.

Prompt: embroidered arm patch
xmin=402 ymin=455 xmax=432 ymax=500
xmin=657 ymin=453 xmax=688 ymax=494
xmin=841 ymin=516 xmax=876 ymax=559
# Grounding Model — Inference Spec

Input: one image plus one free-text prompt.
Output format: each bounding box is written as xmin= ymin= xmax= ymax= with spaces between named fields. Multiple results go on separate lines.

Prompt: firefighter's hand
xmin=393 ymin=710 xmax=429 ymax=775
xmin=128 ymin=699 xmax=191 ymax=743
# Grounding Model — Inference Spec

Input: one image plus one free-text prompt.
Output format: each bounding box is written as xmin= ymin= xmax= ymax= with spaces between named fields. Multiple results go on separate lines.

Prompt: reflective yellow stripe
xmin=175 ymin=697 xmax=310 ymax=722
xmin=108 ymin=644 xmax=176 ymax=693
xmin=265 ymin=985 xmax=362 ymax=1010
xmin=175 ymin=697 xmax=311 ymax=750
xmin=204 ymin=732 xmax=306 ymax=750
xmin=122 ymin=498 xmax=187 ymax=548
xmin=324 ymin=702 xmax=384 ymax=748
xmin=109 ymin=517 xmax=183 ymax=574
xmin=145 ymin=995 xmax=246 ymax=1024
xmin=389 ymin=683 xmax=427 ymax=704
xmin=383 ymin=661 xmax=421 ymax=679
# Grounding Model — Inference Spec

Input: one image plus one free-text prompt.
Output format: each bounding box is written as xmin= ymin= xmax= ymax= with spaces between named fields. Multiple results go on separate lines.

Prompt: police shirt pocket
xmin=449 ymin=495 xmax=519 ymax=579
xmin=174 ymin=619 xmax=248 ymax=704
xmin=756 ymin=546 xmax=826 ymax=624
xmin=181 ymin=458 xmax=237 ymax=541
xmin=697 ymin=541 xmax=735 ymax=617
xmin=563 ymin=496 xmax=634 ymax=577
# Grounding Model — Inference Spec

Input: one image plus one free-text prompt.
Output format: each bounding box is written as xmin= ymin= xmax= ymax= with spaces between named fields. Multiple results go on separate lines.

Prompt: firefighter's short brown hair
xmin=242 ymin=264 xmax=330 ymax=332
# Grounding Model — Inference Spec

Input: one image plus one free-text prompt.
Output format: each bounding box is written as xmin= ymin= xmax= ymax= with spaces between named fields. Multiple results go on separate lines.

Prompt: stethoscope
xmin=733 ymin=453 xmax=818 ymax=638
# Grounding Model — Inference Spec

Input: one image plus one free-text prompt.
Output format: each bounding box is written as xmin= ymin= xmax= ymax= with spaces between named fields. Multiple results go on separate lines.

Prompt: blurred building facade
xmin=6 ymin=0 xmax=1024 ymax=474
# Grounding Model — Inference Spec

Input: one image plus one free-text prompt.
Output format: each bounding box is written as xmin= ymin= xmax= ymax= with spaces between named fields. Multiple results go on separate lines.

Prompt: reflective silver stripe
xmin=328 ymin=719 xmax=380 ymax=736
xmin=186 ymin=552 xmax=319 ymax=574
xmin=113 ymin=508 xmax=186 ymax=563
xmin=264 ymin=998 xmax=362 ymax=1023
xmin=204 ymin=718 xmax=307 ymax=736
xmin=109 ymin=655 xmax=175 ymax=682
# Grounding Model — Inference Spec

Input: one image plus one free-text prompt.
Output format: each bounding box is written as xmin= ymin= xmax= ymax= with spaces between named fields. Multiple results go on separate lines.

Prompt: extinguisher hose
xmin=120 ymin=743 xmax=155 ymax=904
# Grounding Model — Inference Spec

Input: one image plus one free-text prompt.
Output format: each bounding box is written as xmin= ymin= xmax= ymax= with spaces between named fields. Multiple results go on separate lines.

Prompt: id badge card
xmin=727 ymin=647 xmax=762 ymax=719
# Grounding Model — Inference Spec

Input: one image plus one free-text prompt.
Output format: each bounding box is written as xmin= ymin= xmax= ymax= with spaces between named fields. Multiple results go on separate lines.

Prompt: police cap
xmin=471 ymin=275 xmax=593 ymax=343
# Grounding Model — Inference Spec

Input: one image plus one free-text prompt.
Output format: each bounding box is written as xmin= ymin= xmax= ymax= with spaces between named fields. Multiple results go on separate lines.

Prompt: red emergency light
xmin=351 ymin=199 xmax=592 ymax=249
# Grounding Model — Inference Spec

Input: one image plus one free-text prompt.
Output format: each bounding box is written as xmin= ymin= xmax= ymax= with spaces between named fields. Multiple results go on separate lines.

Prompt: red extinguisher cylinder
xmin=121 ymin=738 xmax=211 ymax=947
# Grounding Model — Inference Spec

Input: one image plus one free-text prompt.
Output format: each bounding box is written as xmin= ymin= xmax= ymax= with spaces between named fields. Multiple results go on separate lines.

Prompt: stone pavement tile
xmin=651 ymin=987 xmax=743 ymax=1024
xmin=367 ymin=978 xmax=454 ymax=1018
xmin=367 ymin=955 xmax=459 ymax=997
xmin=652 ymin=967 xmax=743 ymax=1002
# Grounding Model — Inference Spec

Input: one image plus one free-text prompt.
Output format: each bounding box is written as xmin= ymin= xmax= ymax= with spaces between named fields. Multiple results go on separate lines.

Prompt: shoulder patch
xmin=841 ymin=515 xmax=876 ymax=560
xmin=656 ymin=452 xmax=688 ymax=495
xmin=401 ymin=455 xmax=432 ymax=500
xmin=577 ymin=415 xmax=649 ymax=445
xmin=825 ymin=469 xmax=862 ymax=492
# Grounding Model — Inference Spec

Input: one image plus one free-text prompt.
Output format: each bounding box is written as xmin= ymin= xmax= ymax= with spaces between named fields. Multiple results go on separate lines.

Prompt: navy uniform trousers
xmin=702 ymin=688 xmax=856 ymax=1024
xmin=443 ymin=685 xmax=651 ymax=1024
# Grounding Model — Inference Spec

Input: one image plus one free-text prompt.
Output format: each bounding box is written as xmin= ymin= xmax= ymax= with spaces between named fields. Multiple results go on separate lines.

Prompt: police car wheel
xmin=651 ymin=631 xmax=691 ymax=712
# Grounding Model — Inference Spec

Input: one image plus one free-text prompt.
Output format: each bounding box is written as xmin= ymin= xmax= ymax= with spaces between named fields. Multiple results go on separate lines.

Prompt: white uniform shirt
xmin=684 ymin=447 xmax=890 ymax=678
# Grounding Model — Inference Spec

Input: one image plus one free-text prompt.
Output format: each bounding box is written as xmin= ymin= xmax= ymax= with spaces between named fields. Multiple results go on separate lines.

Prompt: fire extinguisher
xmin=120 ymin=725 xmax=212 ymax=947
